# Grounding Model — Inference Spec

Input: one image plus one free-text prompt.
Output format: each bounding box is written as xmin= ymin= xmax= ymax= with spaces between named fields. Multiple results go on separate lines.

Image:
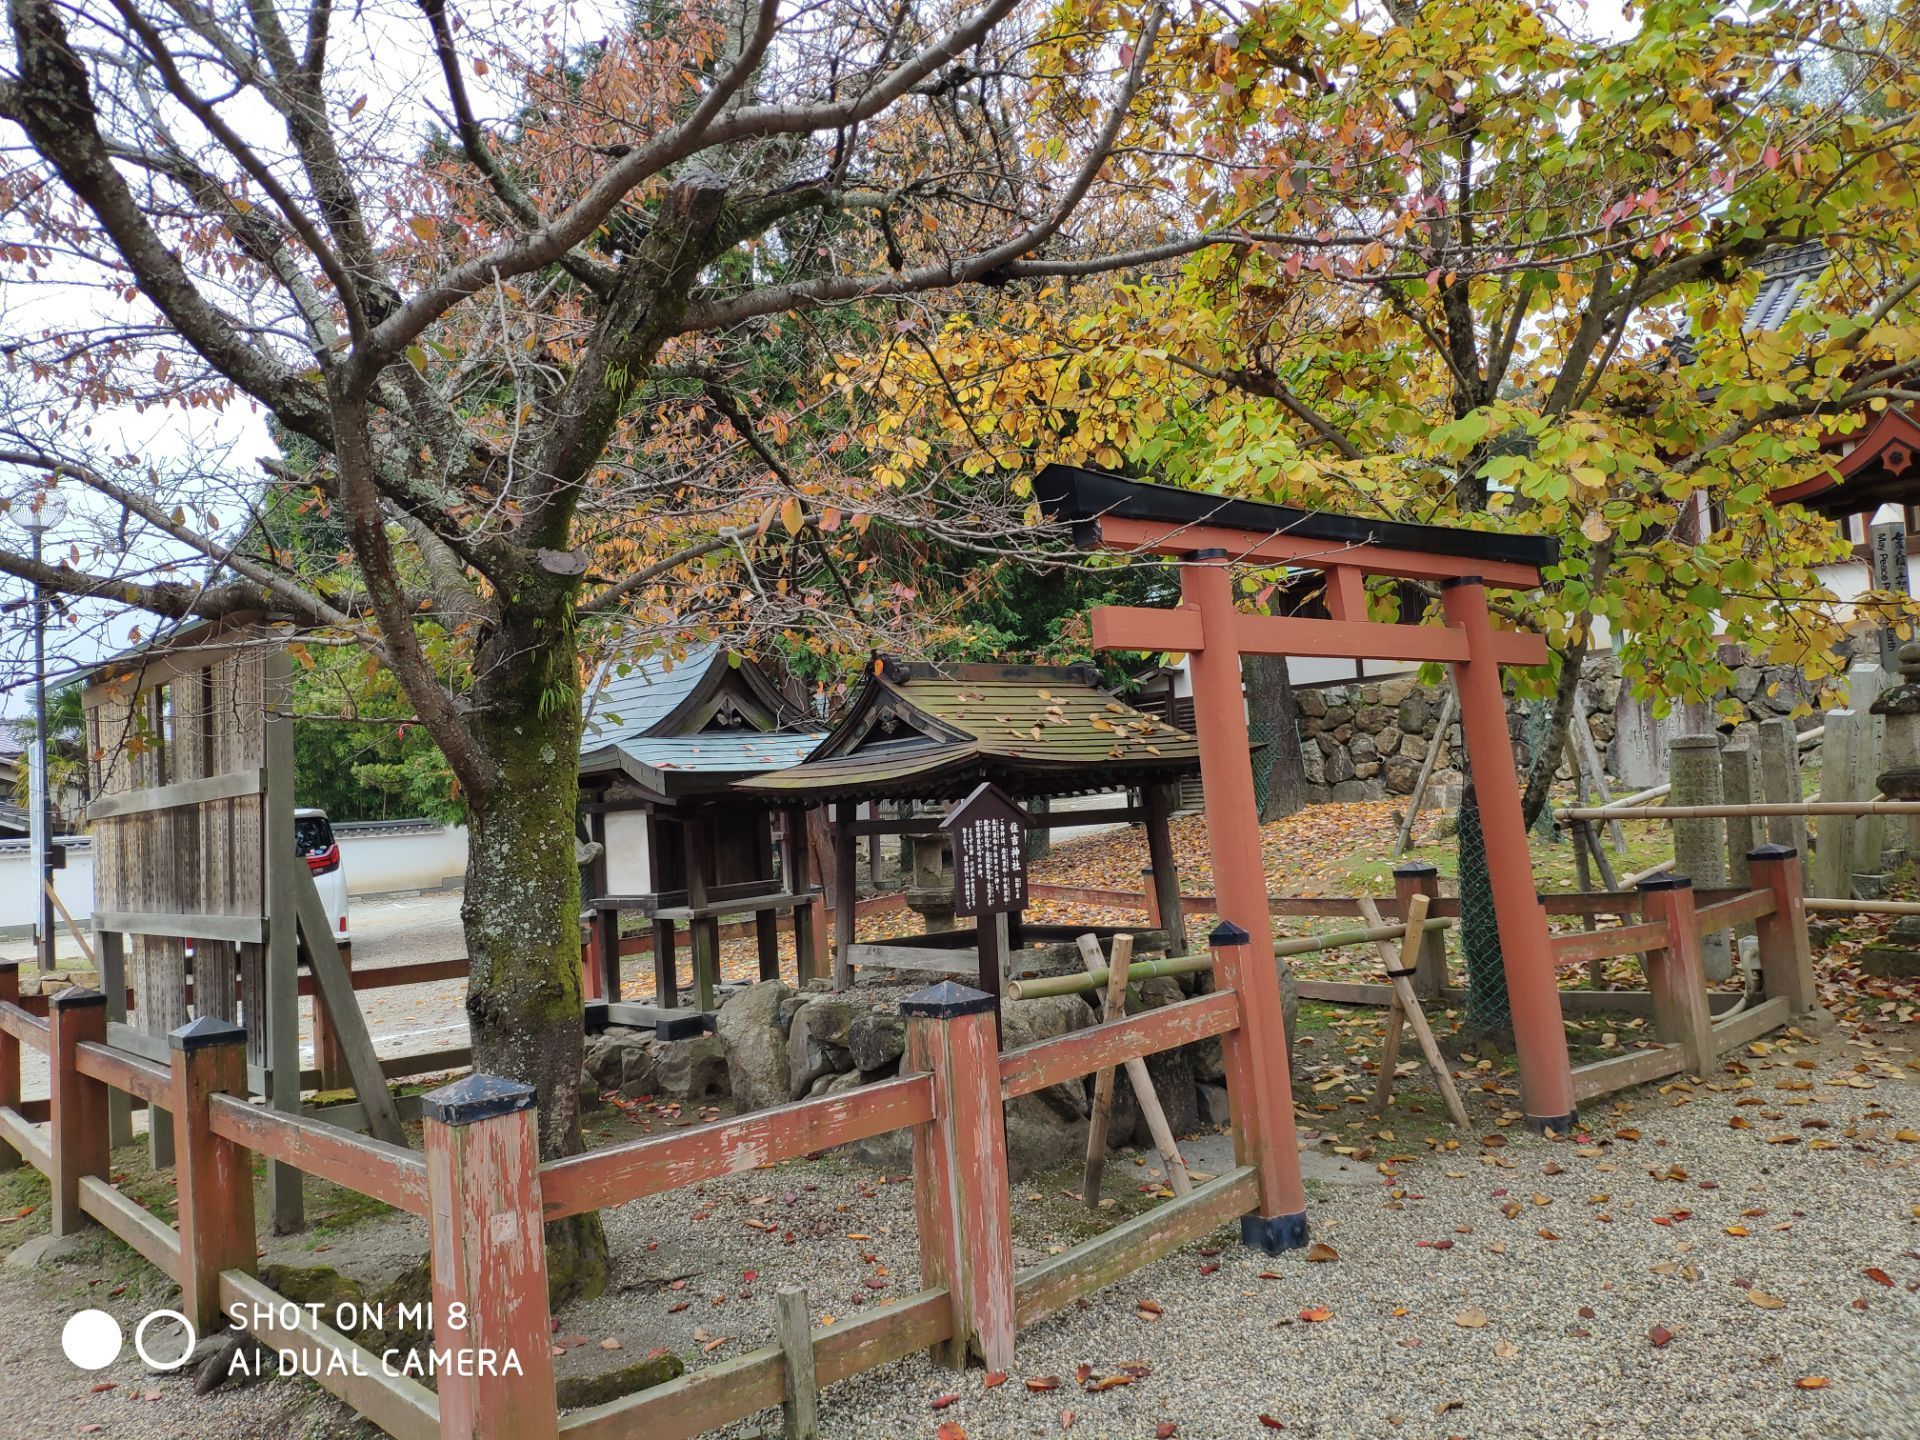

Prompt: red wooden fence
xmin=0 ymin=849 xmax=1814 ymax=1440
xmin=0 ymin=921 xmax=1290 ymax=1440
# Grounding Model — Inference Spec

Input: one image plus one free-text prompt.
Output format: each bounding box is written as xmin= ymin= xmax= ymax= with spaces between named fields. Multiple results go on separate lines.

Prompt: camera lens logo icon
xmin=61 ymin=1308 xmax=196 ymax=1372
xmin=61 ymin=1309 xmax=123 ymax=1370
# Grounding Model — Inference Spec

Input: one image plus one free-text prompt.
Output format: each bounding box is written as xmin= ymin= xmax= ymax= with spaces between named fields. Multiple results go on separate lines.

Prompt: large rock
xmin=1000 ymin=995 xmax=1096 ymax=1180
xmin=1301 ymin=746 xmax=1327 ymax=786
xmin=848 ymin=1008 xmax=908 ymax=1074
xmin=1130 ymin=1042 xmax=1199 ymax=1144
xmin=584 ymin=1030 xmax=661 ymax=1099
xmin=787 ymin=996 xmax=860 ymax=1098
xmin=1104 ymin=978 xmax=1199 ymax=1148
xmin=1179 ymin=966 xmax=1298 ymax=1134
xmin=717 ymin=980 xmax=793 ymax=1114
xmin=1277 ymin=960 xmax=1300 ymax=1056
xmin=1197 ymin=1082 xmax=1232 ymax=1128
xmin=656 ymin=1034 xmax=730 ymax=1105
xmin=583 ymin=1031 xmax=631 ymax=1092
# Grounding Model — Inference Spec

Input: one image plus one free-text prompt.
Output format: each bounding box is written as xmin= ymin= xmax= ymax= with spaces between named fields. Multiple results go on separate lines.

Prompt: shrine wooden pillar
xmin=832 ymin=801 xmax=858 ymax=990
xmin=1441 ymin=577 xmax=1576 ymax=1130
xmin=1142 ymin=783 xmax=1187 ymax=957
xmin=753 ymin=821 xmax=781 ymax=982
xmin=1176 ymin=552 xmax=1310 ymax=1248
xmin=780 ymin=805 xmax=824 ymax=984
xmin=685 ymin=817 xmax=719 ymax=1013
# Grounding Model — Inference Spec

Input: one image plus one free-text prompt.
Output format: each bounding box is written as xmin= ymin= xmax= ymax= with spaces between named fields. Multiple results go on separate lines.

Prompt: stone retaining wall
xmin=1297 ymin=648 xmax=1822 ymax=806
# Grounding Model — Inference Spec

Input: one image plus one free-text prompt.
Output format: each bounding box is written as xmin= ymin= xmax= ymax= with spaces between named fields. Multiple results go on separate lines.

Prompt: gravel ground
xmin=805 ymin=1020 xmax=1920 ymax=1440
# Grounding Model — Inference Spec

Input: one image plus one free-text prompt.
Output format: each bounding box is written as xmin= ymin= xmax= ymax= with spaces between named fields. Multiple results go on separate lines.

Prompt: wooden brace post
xmin=902 ymin=982 xmax=1015 ymax=1372
xmin=1360 ymin=896 xmax=1470 ymax=1129
xmin=1391 ymin=863 xmax=1448 ymax=1000
xmin=422 ymin=1075 xmax=559 ymax=1440
xmin=1081 ymin=932 xmax=1133 ymax=1208
xmin=170 ymin=1017 xmax=258 ymax=1331
xmin=1636 ymin=877 xmax=1716 ymax=1076
xmin=97 ymin=932 xmax=134 ymax=1149
xmin=1747 ymin=845 xmax=1818 ymax=1016
xmin=776 ymin=1286 xmax=821 ymax=1440
xmin=1076 ymin=933 xmax=1189 ymax=1201
xmin=0 ymin=963 xmax=18 ymax=1172
xmin=49 ymin=988 xmax=109 ymax=1236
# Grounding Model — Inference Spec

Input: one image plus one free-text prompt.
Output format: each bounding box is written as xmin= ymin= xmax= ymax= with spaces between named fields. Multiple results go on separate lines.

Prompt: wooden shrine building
xmin=578 ymin=646 xmax=826 ymax=1020
xmin=737 ymin=657 xmax=1203 ymax=991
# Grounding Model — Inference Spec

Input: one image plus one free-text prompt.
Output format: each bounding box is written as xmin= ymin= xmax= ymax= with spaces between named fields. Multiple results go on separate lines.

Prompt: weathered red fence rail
xmin=1037 ymin=848 xmax=1813 ymax=1111
xmin=0 ymin=969 xmax=444 ymax=1439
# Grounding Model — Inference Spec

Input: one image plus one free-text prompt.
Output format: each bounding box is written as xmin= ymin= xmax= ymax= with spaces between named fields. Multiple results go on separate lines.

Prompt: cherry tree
xmin=0 ymin=0 xmax=1215 ymax=1292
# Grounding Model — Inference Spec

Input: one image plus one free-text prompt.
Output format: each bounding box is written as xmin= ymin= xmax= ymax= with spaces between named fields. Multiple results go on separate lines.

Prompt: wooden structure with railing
xmin=82 ymin=617 xmax=408 ymax=1230
xmin=1026 ymin=844 xmax=1817 ymax=1104
xmin=578 ymin=646 xmax=828 ymax=1021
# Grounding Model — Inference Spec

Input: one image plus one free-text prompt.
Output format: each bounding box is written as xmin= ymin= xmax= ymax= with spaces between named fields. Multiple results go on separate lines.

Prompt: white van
xmin=295 ymin=807 xmax=351 ymax=945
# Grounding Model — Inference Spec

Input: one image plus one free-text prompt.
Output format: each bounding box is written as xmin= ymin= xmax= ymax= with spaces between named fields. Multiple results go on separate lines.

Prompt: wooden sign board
xmin=942 ymin=782 xmax=1029 ymax=917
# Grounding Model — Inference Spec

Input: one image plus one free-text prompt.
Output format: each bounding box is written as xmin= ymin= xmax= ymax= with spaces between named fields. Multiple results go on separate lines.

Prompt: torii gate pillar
xmin=1440 ymin=578 xmax=1577 ymax=1129
xmin=1182 ymin=555 xmax=1310 ymax=1247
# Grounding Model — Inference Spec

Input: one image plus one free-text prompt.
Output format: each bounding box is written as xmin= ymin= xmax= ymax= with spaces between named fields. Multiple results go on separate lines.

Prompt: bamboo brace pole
xmin=1559 ymin=799 xmax=1920 ymax=822
xmin=1009 ymin=919 xmax=1454 ymax=1000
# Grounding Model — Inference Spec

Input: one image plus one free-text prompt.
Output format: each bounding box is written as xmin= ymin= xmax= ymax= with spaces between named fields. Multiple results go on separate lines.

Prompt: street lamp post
xmin=16 ymin=490 xmax=66 ymax=970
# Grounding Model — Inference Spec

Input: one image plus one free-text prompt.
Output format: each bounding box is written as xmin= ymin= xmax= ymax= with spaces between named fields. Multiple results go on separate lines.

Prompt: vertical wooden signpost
xmin=942 ymin=782 xmax=1029 ymax=1045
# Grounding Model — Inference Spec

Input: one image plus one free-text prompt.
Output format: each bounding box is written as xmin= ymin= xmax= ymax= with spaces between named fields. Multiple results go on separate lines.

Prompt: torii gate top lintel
xmin=1035 ymin=463 xmax=1558 ymax=587
xmin=1036 ymin=465 xmax=1555 ymax=671
xmin=1038 ymin=465 xmax=1577 ymax=1240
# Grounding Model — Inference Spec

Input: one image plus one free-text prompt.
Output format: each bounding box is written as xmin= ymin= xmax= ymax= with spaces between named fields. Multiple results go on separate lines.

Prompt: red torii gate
xmin=1039 ymin=465 xmax=1576 ymax=1253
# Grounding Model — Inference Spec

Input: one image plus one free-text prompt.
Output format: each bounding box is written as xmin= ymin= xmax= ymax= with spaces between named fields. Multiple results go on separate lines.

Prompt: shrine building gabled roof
xmin=579 ymin=645 xmax=824 ymax=799
xmin=734 ymin=657 xmax=1201 ymax=804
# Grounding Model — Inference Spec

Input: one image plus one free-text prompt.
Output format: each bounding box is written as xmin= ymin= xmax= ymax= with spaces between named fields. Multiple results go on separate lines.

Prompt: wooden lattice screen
xmin=82 ymin=617 xmax=306 ymax=1224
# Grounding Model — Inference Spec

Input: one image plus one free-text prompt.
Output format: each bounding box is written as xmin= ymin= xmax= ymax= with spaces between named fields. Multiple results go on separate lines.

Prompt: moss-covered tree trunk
xmin=461 ymin=587 xmax=608 ymax=1302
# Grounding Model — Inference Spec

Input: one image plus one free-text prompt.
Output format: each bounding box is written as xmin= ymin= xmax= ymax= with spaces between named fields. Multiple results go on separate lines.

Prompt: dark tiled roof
xmin=1742 ymin=242 xmax=1828 ymax=334
xmin=737 ymin=661 xmax=1200 ymax=802
xmin=582 ymin=645 xmax=723 ymax=746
